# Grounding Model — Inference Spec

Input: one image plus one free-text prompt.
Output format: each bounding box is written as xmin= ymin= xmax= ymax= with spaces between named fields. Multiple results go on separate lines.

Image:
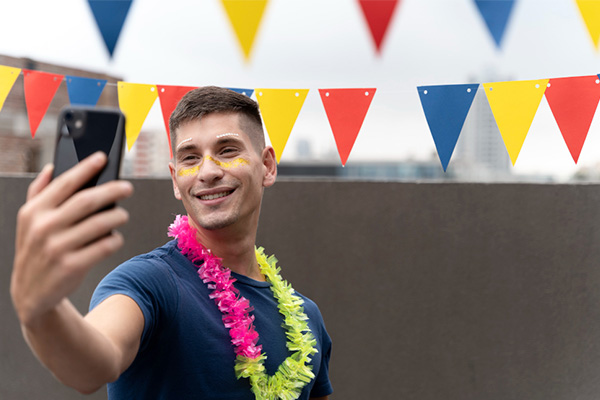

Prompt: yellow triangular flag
xmin=256 ymin=88 xmax=309 ymax=162
xmin=117 ymin=82 xmax=158 ymax=150
xmin=576 ymin=0 xmax=600 ymax=48
xmin=0 ymin=66 xmax=21 ymax=112
xmin=483 ymin=79 xmax=549 ymax=165
xmin=221 ymin=0 xmax=269 ymax=61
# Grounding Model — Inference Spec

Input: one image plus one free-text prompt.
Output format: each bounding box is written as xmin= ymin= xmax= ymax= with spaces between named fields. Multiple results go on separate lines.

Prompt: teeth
xmin=199 ymin=191 xmax=231 ymax=200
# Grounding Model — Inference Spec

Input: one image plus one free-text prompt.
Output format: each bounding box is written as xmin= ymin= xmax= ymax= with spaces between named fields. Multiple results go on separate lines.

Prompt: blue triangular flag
xmin=473 ymin=0 xmax=516 ymax=48
xmin=417 ymin=84 xmax=479 ymax=171
xmin=88 ymin=0 xmax=133 ymax=57
xmin=227 ymin=87 xmax=254 ymax=98
xmin=66 ymin=76 xmax=107 ymax=106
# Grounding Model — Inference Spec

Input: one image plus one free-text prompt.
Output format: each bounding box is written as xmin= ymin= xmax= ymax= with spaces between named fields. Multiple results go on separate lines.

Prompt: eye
xmin=220 ymin=147 xmax=239 ymax=156
xmin=180 ymin=154 xmax=200 ymax=163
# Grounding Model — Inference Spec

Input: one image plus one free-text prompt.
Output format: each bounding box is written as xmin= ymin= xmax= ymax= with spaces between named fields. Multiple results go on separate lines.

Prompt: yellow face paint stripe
xmin=177 ymin=156 xmax=250 ymax=176
xmin=178 ymin=165 xmax=200 ymax=176
xmin=205 ymin=156 xmax=249 ymax=169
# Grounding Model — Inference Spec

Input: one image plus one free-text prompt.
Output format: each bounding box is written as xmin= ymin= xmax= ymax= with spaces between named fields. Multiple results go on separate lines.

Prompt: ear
xmin=169 ymin=161 xmax=182 ymax=200
xmin=262 ymin=146 xmax=277 ymax=188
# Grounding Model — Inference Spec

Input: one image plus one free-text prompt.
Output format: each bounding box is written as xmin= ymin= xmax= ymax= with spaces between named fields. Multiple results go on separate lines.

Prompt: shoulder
xmin=90 ymin=240 xmax=185 ymax=310
xmin=295 ymin=290 xmax=329 ymax=334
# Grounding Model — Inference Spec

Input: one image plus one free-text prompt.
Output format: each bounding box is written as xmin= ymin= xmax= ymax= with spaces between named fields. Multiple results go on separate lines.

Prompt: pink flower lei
xmin=168 ymin=214 xmax=262 ymax=359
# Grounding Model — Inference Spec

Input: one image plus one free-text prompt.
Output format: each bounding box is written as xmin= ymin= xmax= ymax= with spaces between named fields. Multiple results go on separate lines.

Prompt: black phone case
xmin=52 ymin=106 xmax=125 ymax=190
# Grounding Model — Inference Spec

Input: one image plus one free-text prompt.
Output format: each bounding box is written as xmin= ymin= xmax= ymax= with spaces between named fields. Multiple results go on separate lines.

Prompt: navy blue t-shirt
xmin=90 ymin=240 xmax=333 ymax=399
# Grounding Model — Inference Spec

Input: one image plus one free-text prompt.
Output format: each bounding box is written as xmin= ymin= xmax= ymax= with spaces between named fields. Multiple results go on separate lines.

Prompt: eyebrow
xmin=216 ymin=132 xmax=239 ymax=139
xmin=175 ymin=142 xmax=198 ymax=158
xmin=175 ymin=137 xmax=193 ymax=151
xmin=216 ymin=136 xmax=244 ymax=146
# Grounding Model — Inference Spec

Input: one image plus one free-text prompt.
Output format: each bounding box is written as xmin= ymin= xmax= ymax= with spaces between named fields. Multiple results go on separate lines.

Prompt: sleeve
xmin=310 ymin=326 xmax=333 ymax=398
xmin=89 ymin=255 xmax=179 ymax=352
xmin=303 ymin=298 xmax=334 ymax=398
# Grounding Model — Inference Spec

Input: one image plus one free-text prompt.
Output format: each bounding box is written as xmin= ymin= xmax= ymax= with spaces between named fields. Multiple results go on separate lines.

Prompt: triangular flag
xmin=157 ymin=85 xmax=198 ymax=157
xmin=319 ymin=88 xmax=376 ymax=166
xmin=358 ymin=0 xmax=401 ymax=54
xmin=0 ymin=65 xmax=21 ymax=112
xmin=417 ymin=84 xmax=479 ymax=171
xmin=575 ymin=0 xmax=600 ymax=49
xmin=545 ymin=75 xmax=600 ymax=163
xmin=117 ymin=82 xmax=158 ymax=150
xmin=65 ymin=75 xmax=107 ymax=106
xmin=221 ymin=0 xmax=269 ymax=61
xmin=227 ymin=87 xmax=255 ymax=97
xmin=473 ymin=0 xmax=516 ymax=48
xmin=23 ymin=70 xmax=64 ymax=138
xmin=87 ymin=0 xmax=133 ymax=57
xmin=255 ymin=88 xmax=309 ymax=162
xmin=483 ymin=79 xmax=549 ymax=165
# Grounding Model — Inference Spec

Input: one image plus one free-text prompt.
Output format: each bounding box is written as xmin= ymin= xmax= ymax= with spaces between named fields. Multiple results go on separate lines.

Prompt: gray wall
xmin=2 ymin=176 xmax=600 ymax=399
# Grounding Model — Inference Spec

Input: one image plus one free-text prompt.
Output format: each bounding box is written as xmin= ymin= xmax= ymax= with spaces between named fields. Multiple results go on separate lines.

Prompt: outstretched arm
xmin=11 ymin=152 xmax=142 ymax=394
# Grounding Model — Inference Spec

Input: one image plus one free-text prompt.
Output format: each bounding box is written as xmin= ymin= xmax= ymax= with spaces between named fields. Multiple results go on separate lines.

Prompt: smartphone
xmin=51 ymin=106 xmax=125 ymax=190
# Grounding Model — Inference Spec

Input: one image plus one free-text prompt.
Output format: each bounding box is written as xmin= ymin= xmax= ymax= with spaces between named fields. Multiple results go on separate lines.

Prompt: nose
xmin=197 ymin=155 xmax=224 ymax=183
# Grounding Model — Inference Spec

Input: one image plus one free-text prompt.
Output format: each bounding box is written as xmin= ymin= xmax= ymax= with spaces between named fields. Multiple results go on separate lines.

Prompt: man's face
xmin=169 ymin=112 xmax=276 ymax=232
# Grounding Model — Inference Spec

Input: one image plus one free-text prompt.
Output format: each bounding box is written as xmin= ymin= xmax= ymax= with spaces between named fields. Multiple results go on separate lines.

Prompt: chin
xmin=196 ymin=214 xmax=239 ymax=231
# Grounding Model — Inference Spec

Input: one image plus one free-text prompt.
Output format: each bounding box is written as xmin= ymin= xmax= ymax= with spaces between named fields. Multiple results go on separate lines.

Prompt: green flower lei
xmin=236 ymin=248 xmax=319 ymax=400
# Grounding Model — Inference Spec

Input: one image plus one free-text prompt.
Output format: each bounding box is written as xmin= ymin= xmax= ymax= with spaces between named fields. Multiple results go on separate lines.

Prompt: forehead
xmin=175 ymin=113 xmax=251 ymax=146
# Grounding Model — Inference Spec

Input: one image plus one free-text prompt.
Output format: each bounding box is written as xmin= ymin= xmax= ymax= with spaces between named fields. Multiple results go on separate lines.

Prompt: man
xmin=11 ymin=86 xmax=333 ymax=399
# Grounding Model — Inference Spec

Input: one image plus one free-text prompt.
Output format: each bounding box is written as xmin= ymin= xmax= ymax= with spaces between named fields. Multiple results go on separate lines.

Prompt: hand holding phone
xmin=11 ymin=107 xmax=133 ymax=326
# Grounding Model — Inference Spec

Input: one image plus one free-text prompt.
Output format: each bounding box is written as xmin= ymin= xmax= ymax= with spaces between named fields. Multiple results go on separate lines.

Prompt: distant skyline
xmin=1 ymin=0 xmax=599 ymax=180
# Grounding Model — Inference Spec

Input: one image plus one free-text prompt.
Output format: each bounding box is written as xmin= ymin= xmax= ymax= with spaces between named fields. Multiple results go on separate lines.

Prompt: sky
xmin=0 ymin=0 xmax=599 ymax=180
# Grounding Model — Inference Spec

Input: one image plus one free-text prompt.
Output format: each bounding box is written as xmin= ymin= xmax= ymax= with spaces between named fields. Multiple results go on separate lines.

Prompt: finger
xmin=61 ymin=231 xmax=125 ymax=275
xmin=26 ymin=164 xmax=54 ymax=201
xmin=39 ymin=152 xmax=108 ymax=208
xmin=54 ymin=180 xmax=133 ymax=229
xmin=48 ymin=207 xmax=129 ymax=254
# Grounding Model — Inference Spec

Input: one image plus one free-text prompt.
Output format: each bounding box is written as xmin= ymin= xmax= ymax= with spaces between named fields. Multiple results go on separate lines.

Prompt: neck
xmin=191 ymin=217 xmax=265 ymax=281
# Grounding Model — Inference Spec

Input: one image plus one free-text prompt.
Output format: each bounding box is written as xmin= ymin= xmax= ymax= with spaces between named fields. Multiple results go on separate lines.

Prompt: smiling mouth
xmin=198 ymin=190 xmax=234 ymax=201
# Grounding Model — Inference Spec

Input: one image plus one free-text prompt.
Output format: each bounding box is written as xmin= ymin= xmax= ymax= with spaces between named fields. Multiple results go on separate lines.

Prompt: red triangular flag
xmin=545 ymin=75 xmax=600 ymax=163
xmin=23 ymin=70 xmax=64 ymax=137
xmin=319 ymin=88 xmax=376 ymax=166
xmin=157 ymin=85 xmax=198 ymax=156
xmin=358 ymin=0 xmax=400 ymax=53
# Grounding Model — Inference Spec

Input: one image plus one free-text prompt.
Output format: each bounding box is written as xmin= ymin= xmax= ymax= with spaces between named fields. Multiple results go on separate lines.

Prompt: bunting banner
xmin=23 ymin=70 xmax=64 ymax=138
xmin=11 ymin=63 xmax=600 ymax=170
xmin=0 ymin=66 xmax=21 ymax=112
xmin=575 ymin=0 xmax=600 ymax=49
xmin=65 ymin=75 xmax=107 ymax=106
xmin=221 ymin=0 xmax=269 ymax=61
xmin=21 ymin=1 xmax=597 ymax=63
xmin=473 ymin=0 xmax=516 ymax=48
xmin=227 ymin=87 xmax=255 ymax=97
xmin=255 ymin=88 xmax=309 ymax=163
xmin=87 ymin=0 xmax=133 ymax=57
xmin=483 ymin=79 xmax=548 ymax=165
xmin=357 ymin=0 xmax=401 ymax=54
xmin=545 ymin=75 xmax=600 ymax=163
xmin=319 ymin=88 xmax=376 ymax=166
xmin=417 ymin=84 xmax=479 ymax=171
xmin=117 ymin=82 xmax=158 ymax=150
xmin=157 ymin=85 xmax=198 ymax=156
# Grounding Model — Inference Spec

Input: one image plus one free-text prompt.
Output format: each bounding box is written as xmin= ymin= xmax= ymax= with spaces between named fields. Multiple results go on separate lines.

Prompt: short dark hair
xmin=169 ymin=86 xmax=265 ymax=155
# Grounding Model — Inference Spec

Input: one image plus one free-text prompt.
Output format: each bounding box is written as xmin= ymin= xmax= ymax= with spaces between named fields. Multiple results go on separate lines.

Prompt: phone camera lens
xmin=65 ymin=112 xmax=73 ymax=121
